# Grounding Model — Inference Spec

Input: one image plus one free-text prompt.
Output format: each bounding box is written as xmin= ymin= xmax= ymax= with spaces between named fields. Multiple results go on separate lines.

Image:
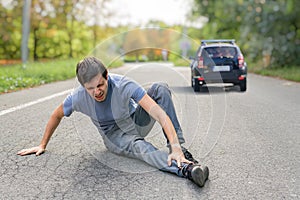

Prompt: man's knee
xmin=148 ymin=82 xmax=171 ymax=99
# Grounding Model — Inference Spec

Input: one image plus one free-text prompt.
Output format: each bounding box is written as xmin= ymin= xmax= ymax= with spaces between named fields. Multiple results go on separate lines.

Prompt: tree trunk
xmin=68 ymin=19 xmax=73 ymax=58
xmin=33 ymin=27 xmax=38 ymax=61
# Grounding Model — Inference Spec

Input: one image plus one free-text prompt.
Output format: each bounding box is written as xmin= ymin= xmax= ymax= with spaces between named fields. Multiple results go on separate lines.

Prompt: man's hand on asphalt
xmin=167 ymin=147 xmax=192 ymax=168
xmin=17 ymin=145 xmax=45 ymax=156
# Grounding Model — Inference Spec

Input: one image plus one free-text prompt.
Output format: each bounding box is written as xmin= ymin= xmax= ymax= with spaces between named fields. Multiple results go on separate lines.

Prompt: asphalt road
xmin=0 ymin=63 xmax=299 ymax=200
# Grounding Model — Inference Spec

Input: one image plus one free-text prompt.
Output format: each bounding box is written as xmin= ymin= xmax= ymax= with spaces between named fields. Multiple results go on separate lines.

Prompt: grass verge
xmin=248 ymin=65 xmax=300 ymax=82
xmin=0 ymin=59 xmax=77 ymax=93
xmin=0 ymin=58 xmax=123 ymax=93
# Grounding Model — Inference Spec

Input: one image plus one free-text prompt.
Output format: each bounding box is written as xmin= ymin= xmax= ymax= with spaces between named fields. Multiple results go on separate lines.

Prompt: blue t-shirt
xmin=63 ymin=74 xmax=146 ymax=134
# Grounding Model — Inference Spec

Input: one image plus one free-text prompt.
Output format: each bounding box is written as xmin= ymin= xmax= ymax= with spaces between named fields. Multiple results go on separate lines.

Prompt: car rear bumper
xmin=193 ymin=69 xmax=247 ymax=84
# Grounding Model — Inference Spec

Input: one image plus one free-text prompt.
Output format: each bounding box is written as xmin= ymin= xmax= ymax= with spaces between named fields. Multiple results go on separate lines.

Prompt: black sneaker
xmin=185 ymin=164 xmax=209 ymax=187
xmin=182 ymin=147 xmax=199 ymax=164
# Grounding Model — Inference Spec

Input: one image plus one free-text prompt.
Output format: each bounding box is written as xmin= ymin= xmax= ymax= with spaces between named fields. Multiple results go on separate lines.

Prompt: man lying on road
xmin=18 ymin=56 xmax=209 ymax=187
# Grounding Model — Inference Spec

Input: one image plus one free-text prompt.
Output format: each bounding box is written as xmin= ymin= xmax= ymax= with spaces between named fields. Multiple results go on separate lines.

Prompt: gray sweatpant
xmin=101 ymin=83 xmax=188 ymax=177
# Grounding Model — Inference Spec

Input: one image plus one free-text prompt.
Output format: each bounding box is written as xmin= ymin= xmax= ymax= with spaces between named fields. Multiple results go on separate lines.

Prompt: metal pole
xmin=21 ymin=0 xmax=31 ymax=67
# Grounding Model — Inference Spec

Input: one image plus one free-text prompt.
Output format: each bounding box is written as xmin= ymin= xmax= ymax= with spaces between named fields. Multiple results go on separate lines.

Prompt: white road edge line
xmin=0 ymin=89 xmax=73 ymax=117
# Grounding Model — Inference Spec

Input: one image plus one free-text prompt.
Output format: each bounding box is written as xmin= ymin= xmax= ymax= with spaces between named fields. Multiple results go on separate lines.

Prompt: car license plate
xmin=212 ymin=65 xmax=230 ymax=72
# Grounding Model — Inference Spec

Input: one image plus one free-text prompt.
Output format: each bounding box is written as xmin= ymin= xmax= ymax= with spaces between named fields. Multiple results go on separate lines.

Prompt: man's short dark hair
xmin=76 ymin=57 xmax=108 ymax=86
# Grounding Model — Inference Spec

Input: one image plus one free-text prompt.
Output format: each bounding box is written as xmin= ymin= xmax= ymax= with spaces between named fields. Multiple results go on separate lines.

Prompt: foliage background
xmin=190 ymin=0 xmax=300 ymax=68
xmin=0 ymin=0 xmax=299 ymax=67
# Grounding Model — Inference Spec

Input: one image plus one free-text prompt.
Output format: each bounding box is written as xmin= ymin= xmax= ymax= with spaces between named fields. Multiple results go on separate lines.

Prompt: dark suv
xmin=190 ymin=39 xmax=247 ymax=92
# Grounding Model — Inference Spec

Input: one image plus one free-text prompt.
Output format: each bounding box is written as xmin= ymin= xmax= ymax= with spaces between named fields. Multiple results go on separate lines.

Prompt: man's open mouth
xmin=95 ymin=91 xmax=104 ymax=100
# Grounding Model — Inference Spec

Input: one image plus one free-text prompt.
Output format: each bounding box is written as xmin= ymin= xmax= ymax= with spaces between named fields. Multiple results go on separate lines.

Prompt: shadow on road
xmin=170 ymin=84 xmax=242 ymax=95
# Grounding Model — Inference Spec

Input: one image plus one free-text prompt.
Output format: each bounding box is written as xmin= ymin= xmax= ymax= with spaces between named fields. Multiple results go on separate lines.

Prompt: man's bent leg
xmin=135 ymin=82 xmax=185 ymax=145
xmin=134 ymin=83 xmax=199 ymax=163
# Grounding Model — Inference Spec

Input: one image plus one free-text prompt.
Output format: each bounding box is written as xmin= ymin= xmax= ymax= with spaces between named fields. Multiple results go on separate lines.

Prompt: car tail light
xmin=238 ymin=55 xmax=244 ymax=68
xmin=198 ymin=56 xmax=204 ymax=68
xmin=238 ymin=76 xmax=245 ymax=80
xmin=198 ymin=77 xmax=205 ymax=81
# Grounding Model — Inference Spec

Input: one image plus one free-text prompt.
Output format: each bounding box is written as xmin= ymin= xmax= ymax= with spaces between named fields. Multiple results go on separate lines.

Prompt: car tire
xmin=240 ymin=78 xmax=247 ymax=92
xmin=193 ymin=78 xmax=200 ymax=92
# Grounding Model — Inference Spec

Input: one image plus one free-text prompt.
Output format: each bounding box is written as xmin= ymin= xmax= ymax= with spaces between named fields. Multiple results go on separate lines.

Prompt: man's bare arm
xmin=17 ymin=103 xmax=65 ymax=156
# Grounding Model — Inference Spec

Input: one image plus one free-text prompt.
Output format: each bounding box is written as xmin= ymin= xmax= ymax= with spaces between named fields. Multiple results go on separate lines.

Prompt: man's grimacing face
xmin=84 ymin=73 xmax=108 ymax=102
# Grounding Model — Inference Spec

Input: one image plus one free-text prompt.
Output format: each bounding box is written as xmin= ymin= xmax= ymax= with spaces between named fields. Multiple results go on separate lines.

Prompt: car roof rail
xmin=201 ymin=39 xmax=235 ymax=46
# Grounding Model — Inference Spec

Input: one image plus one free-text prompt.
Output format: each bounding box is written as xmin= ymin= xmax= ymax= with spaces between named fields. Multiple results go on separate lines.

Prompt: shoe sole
xmin=203 ymin=166 xmax=209 ymax=182
xmin=191 ymin=166 xmax=209 ymax=187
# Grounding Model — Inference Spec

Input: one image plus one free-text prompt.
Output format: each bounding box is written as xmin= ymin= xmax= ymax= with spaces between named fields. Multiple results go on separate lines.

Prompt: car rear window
xmin=202 ymin=47 xmax=237 ymax=58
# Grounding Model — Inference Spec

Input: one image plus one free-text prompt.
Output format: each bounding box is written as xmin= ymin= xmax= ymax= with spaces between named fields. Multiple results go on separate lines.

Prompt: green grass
xmin=248 ymin=65 xmax=300 ymax=82
xmin=172 ymin=58 xmax=190 ymax=67
xmin=0 ymin=58 xmax=124 ymax=93
xmin=0 ymin=59 xmax=78 ymax=93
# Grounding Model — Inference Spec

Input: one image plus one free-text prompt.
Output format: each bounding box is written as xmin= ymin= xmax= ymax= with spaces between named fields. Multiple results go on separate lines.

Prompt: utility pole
xmin=21 ymin=0 xmax=31 ymax=67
